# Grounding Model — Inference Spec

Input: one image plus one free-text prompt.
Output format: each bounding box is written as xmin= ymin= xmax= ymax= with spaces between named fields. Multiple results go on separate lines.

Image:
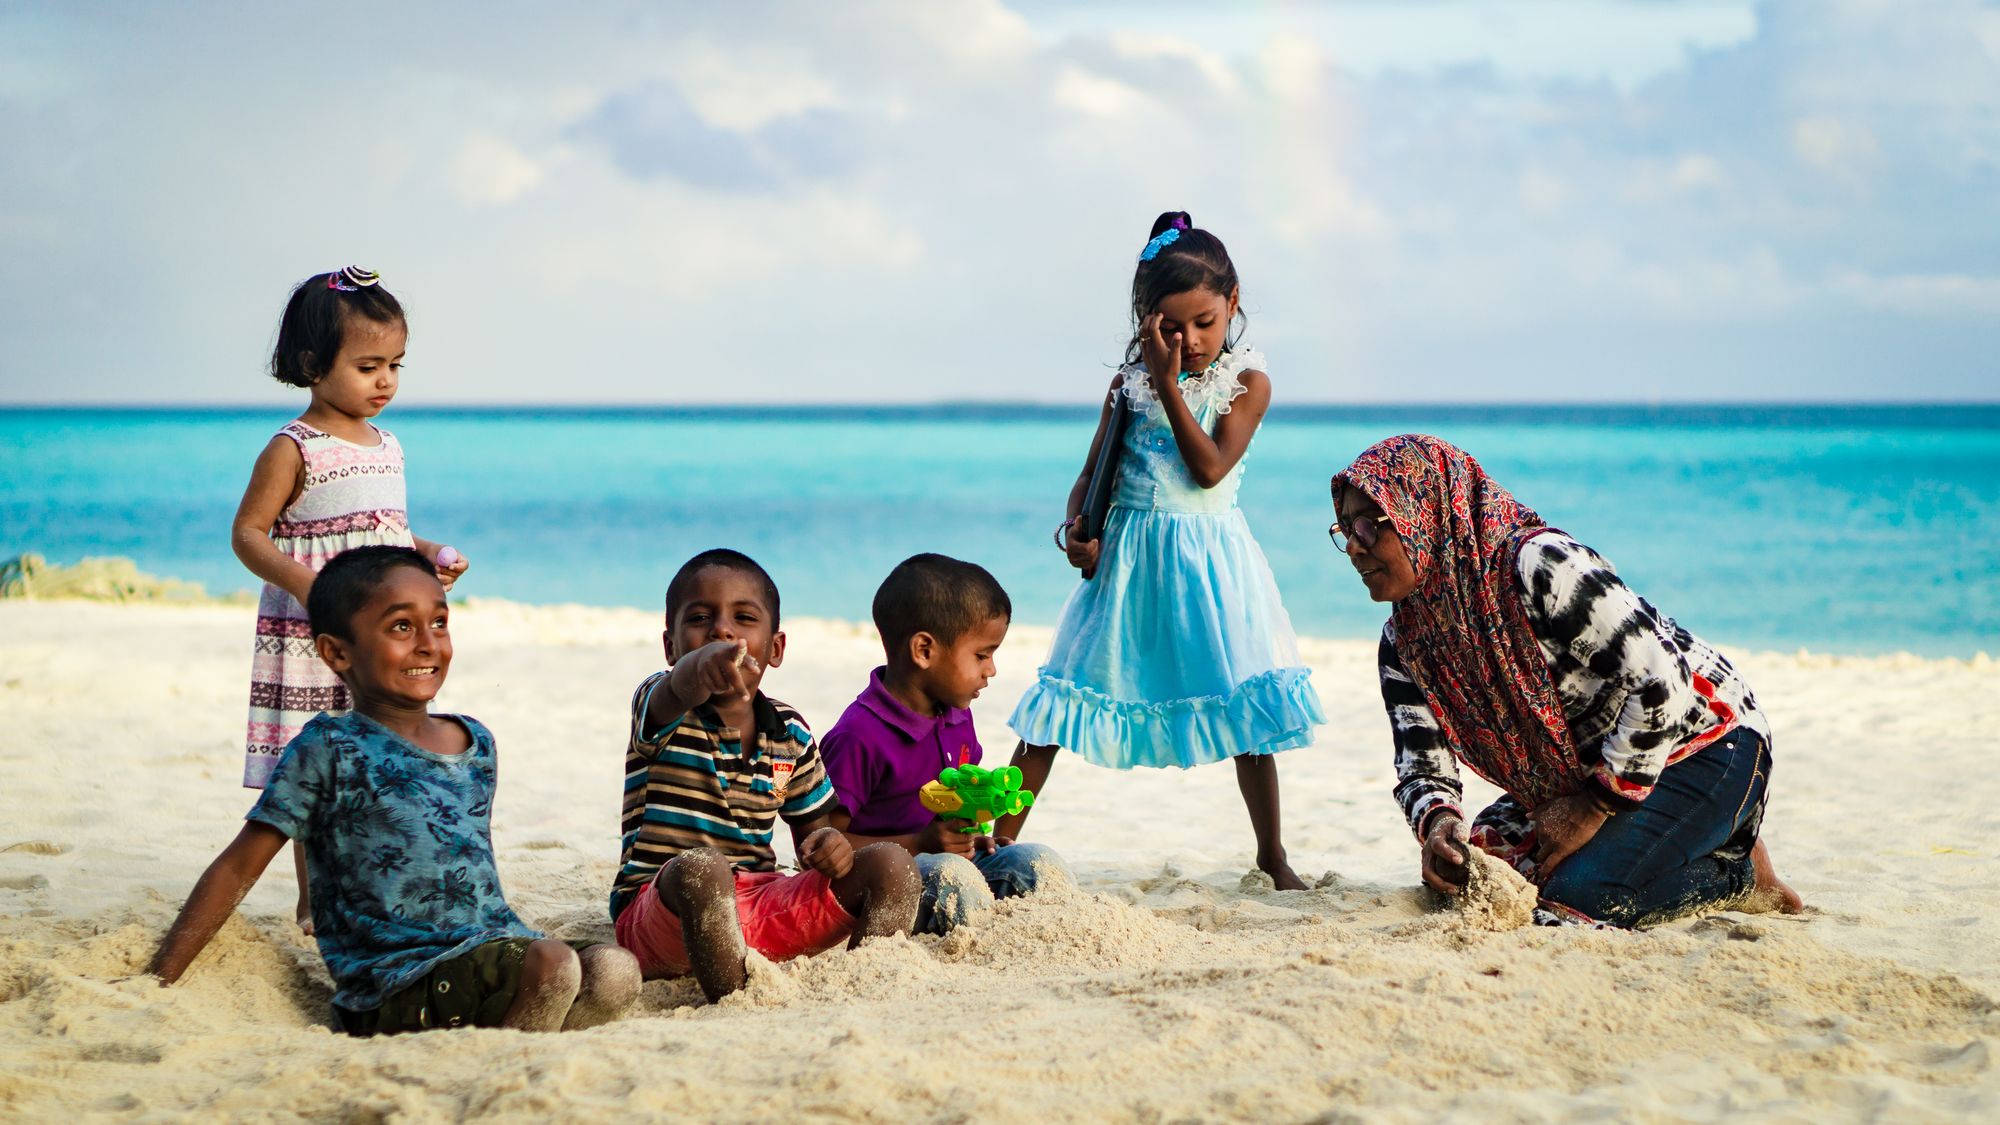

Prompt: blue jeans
xmin=1537 ymin=728 xmax=1770 ymax=928
xmin=913 ymin=842 xmax=1072 ymax=935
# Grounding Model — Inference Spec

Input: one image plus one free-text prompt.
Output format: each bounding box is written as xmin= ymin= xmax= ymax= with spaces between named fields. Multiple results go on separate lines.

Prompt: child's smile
xmin=321 ymin=567 xmax=453 ymax=711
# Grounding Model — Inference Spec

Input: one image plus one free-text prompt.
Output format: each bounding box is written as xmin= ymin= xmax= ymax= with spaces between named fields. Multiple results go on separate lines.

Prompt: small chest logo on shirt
xmin=770 ymin=757 xmax=796 ymax=797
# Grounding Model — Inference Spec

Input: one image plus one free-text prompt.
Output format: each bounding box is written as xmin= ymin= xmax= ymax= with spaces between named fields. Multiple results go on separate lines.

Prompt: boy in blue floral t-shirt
xmin=148 ymin=546 xmax=639 ymax=1034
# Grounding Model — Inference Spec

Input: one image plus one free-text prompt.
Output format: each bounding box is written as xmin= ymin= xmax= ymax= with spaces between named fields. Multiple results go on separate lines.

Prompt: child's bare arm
xmin=644 ymin=641 xmax=756 ymax=733
xmin=149 ymin=822 xmax=290 ymax=984
xmin=822 ymin=808 xmax=970 ymax=858
xmin=231 ymin=436 xmax=317 ymax=605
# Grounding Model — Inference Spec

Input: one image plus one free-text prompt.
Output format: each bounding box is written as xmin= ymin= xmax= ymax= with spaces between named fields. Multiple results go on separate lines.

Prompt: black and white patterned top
xmin=1383 ymin=531 xmax=1769 ymax=839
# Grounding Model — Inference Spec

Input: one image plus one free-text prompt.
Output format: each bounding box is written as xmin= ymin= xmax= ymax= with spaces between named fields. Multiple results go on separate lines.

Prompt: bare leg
xmin=292 ymin=843 xmax=313 ymax=935
xmin=1748 ymin=838 xmax=1805 ymax=914
xmin=656 ymin=848 xmax=746 ymax=1001
xmin=563 ymin=943 xmax=642 ymax=1030
xmin=830 ymin=842 xmax=920 ymax=944
xmin=500 ymin=939 xmax=582 ymax=1031
xmin=995 ymin=742 xmax=1059 ymax=840
xmin=1234 ymin=754 xmax=1306 ymax=891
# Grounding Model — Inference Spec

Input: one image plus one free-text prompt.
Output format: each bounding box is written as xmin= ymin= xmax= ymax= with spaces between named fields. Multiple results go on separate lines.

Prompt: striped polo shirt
xmin=611 ymin=672 xmax=839 ymax=919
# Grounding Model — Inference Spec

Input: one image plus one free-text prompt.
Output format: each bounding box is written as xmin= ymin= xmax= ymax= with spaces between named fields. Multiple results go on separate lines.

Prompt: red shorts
xmin=615 ymin=867 xmax=854 ymax=978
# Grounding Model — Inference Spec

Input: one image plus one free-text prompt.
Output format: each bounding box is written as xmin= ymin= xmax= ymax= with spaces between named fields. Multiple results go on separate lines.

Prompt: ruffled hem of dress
xmin=1116 ymin=346 xmax=1265 ymax=417
xmin=1009 ymin=664 xmax=1324 ymax=770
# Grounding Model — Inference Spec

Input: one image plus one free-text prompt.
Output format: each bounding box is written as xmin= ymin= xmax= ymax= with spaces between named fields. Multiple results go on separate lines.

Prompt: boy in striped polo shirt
xmin=612 ymin=549 xmax=919 ymax=1001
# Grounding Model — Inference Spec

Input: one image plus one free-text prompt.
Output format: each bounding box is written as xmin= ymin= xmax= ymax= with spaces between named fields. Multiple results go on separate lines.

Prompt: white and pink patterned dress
xmin=243 ymin=420 xmax=413 ymax=788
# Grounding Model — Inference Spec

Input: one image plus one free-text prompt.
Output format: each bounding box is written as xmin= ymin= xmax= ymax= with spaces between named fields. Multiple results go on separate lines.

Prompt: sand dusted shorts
xmin=334 ymin=937 xmax=594 ymax=1036
xmin=615 ymin=868 xmax=853 ymax=978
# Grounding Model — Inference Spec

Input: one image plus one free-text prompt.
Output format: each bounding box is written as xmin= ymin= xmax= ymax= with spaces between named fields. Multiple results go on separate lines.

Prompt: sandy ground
xmin=2 ymin=598 xmax=1997 ymax=1122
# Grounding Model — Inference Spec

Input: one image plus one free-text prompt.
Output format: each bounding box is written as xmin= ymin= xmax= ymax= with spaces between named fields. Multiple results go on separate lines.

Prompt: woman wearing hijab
xmin=1332 ymin=434 xmax=1801 ymax=927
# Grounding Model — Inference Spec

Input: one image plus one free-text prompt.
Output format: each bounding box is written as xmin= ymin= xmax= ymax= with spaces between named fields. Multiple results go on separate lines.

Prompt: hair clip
xmin=1139 ymin=228 xmax=1182 ymax=262
xmin=326 ymin=266 xmax=381 ymax=292
xmin=1172 ymin=215 xmax=1190 ymax=231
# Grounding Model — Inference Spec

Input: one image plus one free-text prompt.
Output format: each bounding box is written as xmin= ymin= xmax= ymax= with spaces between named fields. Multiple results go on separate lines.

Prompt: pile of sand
xmin=0 ymin=553 xmax=233 ymax=604
xmin=2 ymin=599 xmax=1997 ymax=1120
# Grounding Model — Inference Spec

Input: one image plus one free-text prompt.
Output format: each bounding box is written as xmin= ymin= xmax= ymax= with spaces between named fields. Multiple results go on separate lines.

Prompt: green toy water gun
xmin=918 ymin=764 xmax=1034 ymax=835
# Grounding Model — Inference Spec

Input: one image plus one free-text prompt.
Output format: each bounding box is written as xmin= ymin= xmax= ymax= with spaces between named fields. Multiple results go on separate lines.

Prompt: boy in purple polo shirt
xmin=822 ymin=554 xmax=1073 ymax=934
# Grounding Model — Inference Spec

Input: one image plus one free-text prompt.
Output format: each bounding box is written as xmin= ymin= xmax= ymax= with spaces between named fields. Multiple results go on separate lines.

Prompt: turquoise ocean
xmin=4 ymin=405 xmax=1996 ymax=658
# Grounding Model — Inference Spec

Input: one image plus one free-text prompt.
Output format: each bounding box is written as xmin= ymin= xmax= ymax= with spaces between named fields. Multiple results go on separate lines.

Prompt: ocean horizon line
xmin=7 ymin=400 xmax=2000 ymax=427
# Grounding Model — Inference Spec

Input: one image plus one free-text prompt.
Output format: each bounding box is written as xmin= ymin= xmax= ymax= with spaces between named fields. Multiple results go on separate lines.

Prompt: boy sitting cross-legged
xmin=612 ymin=549 xmax=919 ymax=1001
xmin=149 ymin=546 xmax=641 ymax=1034
xmin=820 ymin=553 xmax=1074 ymax=934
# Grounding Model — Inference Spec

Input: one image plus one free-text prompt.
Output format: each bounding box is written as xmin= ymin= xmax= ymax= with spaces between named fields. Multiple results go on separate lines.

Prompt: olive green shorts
xmin=334 ymin=937 xmax=596 ymax=1036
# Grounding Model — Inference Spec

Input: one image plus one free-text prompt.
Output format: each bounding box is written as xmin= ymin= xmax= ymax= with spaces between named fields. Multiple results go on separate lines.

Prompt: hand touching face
xmin=663 ymin=565 xmax=785 ymax=699
xmin=1148 ymin=287 xmax=1237 ymax=375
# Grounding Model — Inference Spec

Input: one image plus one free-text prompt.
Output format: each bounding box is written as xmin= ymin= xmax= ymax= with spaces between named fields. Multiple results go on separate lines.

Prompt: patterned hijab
xmin=1333 ymin=434 xmax=1584 ymax=808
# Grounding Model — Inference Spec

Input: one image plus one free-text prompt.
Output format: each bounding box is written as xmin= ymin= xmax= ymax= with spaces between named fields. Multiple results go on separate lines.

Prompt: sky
xmin=1 ymin=0 xmax=1996 ymax=406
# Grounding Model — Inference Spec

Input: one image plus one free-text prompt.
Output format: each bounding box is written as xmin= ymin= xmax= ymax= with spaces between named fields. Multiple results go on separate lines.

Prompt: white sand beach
xmin=2 ymin=598 xmax=1997 ymax=1121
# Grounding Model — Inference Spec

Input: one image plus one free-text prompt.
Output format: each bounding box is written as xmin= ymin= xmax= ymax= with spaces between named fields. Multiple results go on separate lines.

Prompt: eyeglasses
xmin=1329 ymin=514 xmax=1395 ymax=553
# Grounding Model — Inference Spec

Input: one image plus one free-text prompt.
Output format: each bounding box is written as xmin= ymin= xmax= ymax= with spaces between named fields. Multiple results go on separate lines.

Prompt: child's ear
xmin=908 ymin=631 xmax=938 ymax=670
xmin=314 ymin=633 xmax=352 ymax=675
xmin=1226 ymin=285 xmax=1240 ymax=320
xmin=662 ymin=628 xmax=677 ymax=666
xmin=765 ymin=630 xmax=786 ymax=670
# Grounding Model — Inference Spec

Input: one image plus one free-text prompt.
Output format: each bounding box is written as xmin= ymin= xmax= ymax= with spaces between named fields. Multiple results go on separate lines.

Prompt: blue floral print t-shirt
xmin=248 ymin=711 xmax=539 ymax=1011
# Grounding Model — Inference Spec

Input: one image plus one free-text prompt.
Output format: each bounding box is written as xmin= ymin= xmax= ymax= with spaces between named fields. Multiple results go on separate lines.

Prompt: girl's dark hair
xmin=269 ymin=271 xmax=406 ymax=387
xmin=1126 ymin=211 xmax=1244 ymax=365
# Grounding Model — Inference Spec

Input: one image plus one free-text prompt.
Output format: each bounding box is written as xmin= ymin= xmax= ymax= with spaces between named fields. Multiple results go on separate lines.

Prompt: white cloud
xmin=451 ymin=135 xmax=548 ymax=206
xmin=1671 ymin=154 xmax=1727 ymax=193
xmin=1828 ymin=270 xmax=2000 ymax=315
xmin=1106 ymin=31 xmax=1239 ymax=95
xmin=1518 ymin=167 xmax=1570 ymax=212
xmin=1051 ymin=65 xmax=1150 ymax=118
xmin=0 ymin=0 xmax=1995 ymax=404
xmin=1791 ymin=116 xmax=1879 ymax=176
xmin=668 ymin=42 xmax=841 ymax=132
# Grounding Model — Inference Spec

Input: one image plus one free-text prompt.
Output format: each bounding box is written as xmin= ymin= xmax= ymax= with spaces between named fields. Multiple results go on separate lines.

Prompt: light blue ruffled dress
xmin=1009 ymin=348 xmax=1326 ymax=769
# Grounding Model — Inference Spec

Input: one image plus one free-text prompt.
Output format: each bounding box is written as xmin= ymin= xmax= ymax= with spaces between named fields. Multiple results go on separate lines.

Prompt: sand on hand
xmin=2 ymin=599 xmax=1998 ymax=1120
xmin=1456 ymin=847 xmax=1538 ymax=932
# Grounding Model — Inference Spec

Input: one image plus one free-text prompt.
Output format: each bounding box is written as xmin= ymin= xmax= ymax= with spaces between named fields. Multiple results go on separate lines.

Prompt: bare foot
xmin=1747 ymin=838 xmax=1804 ymax=914
xmin=1259 ymin=856 xmax=1309 ymax=892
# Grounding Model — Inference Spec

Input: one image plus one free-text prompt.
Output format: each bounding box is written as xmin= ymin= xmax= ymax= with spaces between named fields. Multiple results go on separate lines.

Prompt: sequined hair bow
xmin=1139 ymin=216 xmax=1191 ymax=262
xmin=326 ymin=266 xmax=382 ymax=292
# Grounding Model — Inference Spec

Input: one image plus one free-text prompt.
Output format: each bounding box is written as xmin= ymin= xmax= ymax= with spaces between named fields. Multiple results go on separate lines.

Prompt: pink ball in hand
xmin=435 ymin=546 xmax=460 ymax=569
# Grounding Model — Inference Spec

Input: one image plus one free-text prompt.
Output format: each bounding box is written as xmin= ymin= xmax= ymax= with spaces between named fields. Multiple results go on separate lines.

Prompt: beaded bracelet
xmin=1054 ymin=516 xmax=1078 ymax=550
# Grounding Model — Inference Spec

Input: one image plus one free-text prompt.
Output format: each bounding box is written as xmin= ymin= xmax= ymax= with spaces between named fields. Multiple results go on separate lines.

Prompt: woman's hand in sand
xmin=799 ymin=827 xmax=855 ymax=879
xmin=668 ymin=640 xmax=758 ymax=706
xmin=1063 ymin=528 xmax=1101 ymax=572
xmin=1140 ymin=312 xmax=1185 ymax=392
xmin=1421 ymin=815 xmax=1473 ymax=895
xmin=1530 ymin=793 xmax=1608 ymax=878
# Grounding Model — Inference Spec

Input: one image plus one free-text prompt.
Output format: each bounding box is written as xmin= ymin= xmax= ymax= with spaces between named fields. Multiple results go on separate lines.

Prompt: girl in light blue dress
xmin=1005 ymin=211 xmax=1326 ymax=889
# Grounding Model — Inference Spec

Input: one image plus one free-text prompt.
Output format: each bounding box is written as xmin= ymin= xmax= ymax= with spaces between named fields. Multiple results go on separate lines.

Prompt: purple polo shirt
xmin=820 ymin=667 xmax=984 ymax=838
